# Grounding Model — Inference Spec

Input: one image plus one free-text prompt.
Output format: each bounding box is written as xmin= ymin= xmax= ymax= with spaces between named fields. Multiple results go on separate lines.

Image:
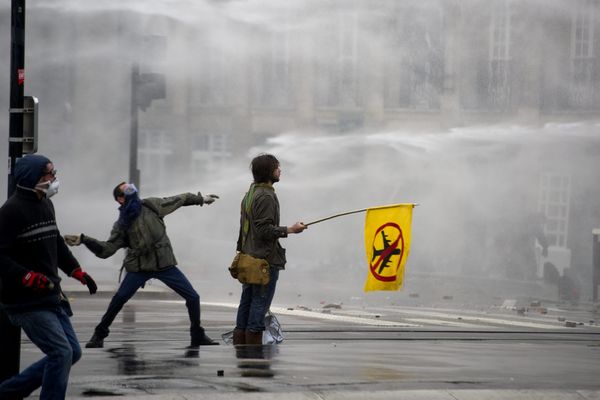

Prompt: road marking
xmin=201 ymin=302 xmax=419 ymax=327
xmin=376 ymin=306 xmax=571 ymax=330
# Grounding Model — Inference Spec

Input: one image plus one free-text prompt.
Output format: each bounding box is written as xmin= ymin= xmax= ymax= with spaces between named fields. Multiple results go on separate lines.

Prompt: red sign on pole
xmin=18 ymin=69 xmax=24 ymax=85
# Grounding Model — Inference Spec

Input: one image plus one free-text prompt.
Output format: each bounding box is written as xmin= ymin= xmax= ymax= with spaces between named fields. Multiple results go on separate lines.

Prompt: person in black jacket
xmin=0 ymin=154 xmax=97 ymax=400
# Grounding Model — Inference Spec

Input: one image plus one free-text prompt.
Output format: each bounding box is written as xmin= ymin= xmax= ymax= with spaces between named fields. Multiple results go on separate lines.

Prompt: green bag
xmin=229 ymin=252 xmax=270 ymax=285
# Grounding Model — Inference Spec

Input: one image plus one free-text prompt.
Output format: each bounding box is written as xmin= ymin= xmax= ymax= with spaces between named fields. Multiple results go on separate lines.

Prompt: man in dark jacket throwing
xmin=64 ymin=182 xmax=218 ymax=348
xmin=233 ymin=154 xmax=306 ymax=345
xmin=0 ymin=154 xmax=97 ymax=400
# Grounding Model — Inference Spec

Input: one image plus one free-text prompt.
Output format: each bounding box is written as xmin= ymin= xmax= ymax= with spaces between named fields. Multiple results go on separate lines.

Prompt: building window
xmin=316 ymin=10 xmax=361 ymax=108
xmin=383 ymin=2 xmax=443 ymax=110
xmin=488 ymin=0 xmax=512 ymax=109
xmin=138 ymin=129 xmax=173 ymax=193
xmin=253 ymin=31 xmax=292 ymax=108
xmin=192 ymin=44 xmax=229 ymax=107
xmin=569 ymin=0 xmax=596 ymax=109
xmin=538 ymin=173 xmax=571 ymax=248
xmin=191 ymin=133 xmax=231 ymax=175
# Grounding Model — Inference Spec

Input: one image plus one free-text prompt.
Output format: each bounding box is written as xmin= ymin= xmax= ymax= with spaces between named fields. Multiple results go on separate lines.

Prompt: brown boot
xmin=233 ymin=328 xmax=246 ymax=345
xmin=245 ymin=330 xmax=263 ymax=345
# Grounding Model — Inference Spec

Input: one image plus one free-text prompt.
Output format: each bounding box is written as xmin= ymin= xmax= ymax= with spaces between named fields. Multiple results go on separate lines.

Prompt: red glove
xmin=71 ymin=267 xmax=98 ymax=295
xmin=22 ymin=271 xmax=54 ymax=292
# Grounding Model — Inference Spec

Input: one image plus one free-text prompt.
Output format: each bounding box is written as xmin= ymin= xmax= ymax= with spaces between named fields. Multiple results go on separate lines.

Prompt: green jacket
xmin=82 ymin=193 xmax=203 ymax=273
xmin=236 ymin=183 xmax=287 ymax=268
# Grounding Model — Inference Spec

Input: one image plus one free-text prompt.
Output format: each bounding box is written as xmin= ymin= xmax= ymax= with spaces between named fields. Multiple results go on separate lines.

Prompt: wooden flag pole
xmin=305 ymin=208 xmax=367 ymax=226
xmin=305 ymin=203 xmax=418 ymax=227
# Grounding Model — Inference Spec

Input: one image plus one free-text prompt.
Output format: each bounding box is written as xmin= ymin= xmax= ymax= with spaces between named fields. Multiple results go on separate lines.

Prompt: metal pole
xmin=593 ymin=229 xmax=600 ymax=302
xmin=129 ymin=63 xmax=140 ymax=188
xmin=1 ymin=0 xmax=26 ymax=385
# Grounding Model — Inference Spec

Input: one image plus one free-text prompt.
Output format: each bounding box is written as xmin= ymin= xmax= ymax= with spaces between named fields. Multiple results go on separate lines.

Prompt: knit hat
xmin=14 ymin=154 xmax=52 ymax=189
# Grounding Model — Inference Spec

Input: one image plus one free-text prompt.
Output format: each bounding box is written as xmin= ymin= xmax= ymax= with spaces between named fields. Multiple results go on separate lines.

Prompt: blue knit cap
xmin=14 ymin=154 xmax=52 ymax=189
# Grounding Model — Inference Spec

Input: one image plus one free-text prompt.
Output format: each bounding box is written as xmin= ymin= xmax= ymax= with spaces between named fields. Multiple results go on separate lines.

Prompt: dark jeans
xmin=0 ymin=303 xmax=81 ymax=400
xmin=94 ymin=266 xmax=201 ymax=338
xmin=236 ymin=266 xmax=280 ymax=332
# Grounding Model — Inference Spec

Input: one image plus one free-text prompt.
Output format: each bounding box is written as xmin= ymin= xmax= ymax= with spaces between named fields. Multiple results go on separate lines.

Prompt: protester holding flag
xmin=233 ymin=154 xmax=306 ymax=346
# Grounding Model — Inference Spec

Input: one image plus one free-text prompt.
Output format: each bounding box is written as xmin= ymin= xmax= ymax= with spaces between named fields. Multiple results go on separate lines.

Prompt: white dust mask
xmin=36 ymin=179 xmax=60 ymax=198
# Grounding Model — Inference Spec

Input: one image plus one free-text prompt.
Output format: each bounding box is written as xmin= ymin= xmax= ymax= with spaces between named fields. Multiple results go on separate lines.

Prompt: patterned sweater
xmin=0 ymin=187 xmax=80 ymax=308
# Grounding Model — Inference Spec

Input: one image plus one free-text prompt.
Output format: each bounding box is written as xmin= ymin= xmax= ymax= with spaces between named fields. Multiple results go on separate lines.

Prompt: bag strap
xmin=240 ymin=183 xmax=256 ymax=249
xmin=240 ymin=183 xmax=277 ymax=257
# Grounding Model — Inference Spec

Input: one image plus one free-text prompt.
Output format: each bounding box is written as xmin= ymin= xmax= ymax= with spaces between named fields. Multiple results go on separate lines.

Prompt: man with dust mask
xmin=0 ymin=154 xmax=97 ymax=400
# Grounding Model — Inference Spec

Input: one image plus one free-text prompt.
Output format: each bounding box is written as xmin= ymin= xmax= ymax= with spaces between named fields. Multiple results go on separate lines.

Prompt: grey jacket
xmin=82 ymin=193 xmax=203 ymax=273
xmin=236 ymin=183 xmax=287 ymax=268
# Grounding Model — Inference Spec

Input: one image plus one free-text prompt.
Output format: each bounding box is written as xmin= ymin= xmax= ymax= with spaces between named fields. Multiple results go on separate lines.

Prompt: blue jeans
xmin=236 ymin=266 xmax=280 ymax=332
xmin=94 ymin=266 xmax=201 ymax=338
xmin=0 ymin=303 xmax=81 ymax=400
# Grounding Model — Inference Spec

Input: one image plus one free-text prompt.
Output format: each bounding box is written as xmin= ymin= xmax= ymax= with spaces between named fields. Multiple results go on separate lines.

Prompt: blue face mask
xmin=117 ymin=184 xmax=142 ymax=229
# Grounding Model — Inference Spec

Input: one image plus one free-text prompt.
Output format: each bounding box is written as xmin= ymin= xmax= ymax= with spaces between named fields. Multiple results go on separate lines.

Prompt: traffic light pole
xmin=593 ymin=229 xmax=600 ymax=302
xmin=128 ymin=58 xmax=165 ymax=190
xmin=129 ymin=63 xmax=140 ymax=188
xmin=1 ymin=0 xmax=26 ymax=386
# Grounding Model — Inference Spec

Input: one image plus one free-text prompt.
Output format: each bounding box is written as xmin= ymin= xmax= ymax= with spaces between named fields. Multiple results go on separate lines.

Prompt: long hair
xmin=251 ymin=153 xmax=279 ymax=183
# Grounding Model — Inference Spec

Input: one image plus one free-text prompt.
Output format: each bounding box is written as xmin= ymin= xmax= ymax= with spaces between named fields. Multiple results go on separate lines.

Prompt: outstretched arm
xmin=144 ymin=192 xmax=219 ymax=218
xmin=65 ymin=222 xmax=127 ymax=259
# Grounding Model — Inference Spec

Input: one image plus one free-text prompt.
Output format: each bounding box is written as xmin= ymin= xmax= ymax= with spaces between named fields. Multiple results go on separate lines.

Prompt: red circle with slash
xmin=369 ymin=222 xmax=404 ymax=282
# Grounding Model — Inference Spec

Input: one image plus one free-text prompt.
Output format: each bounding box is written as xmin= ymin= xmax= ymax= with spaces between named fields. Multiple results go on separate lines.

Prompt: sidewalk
xmin=67 ymin=389 xmax=600 ymax=400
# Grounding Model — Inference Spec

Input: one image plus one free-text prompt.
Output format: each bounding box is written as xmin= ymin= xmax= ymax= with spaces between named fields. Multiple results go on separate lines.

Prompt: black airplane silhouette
xmin=372 ymin=230 xmax=401 ymax=274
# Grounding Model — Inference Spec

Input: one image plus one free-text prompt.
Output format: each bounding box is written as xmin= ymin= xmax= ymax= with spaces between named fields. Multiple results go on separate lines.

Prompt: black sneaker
xmin=85 ymin=334 xmax=104 ymax=348
xmin=190 ymin=332 xmax=219 ymax=347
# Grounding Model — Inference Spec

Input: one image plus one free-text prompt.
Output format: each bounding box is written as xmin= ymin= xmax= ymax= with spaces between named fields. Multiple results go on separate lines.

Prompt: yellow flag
xmin=364 ymin=204 xmax=414 ymax=292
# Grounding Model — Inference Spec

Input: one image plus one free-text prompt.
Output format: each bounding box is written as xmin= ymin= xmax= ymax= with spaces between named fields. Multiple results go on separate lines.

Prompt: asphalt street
xmin=12 ymin=291 xmax=600 ymax=399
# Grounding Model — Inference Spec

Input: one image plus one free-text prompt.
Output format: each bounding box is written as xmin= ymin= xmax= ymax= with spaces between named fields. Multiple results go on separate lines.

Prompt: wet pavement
xmin=14 ymin=293 xmax=600 ymax=399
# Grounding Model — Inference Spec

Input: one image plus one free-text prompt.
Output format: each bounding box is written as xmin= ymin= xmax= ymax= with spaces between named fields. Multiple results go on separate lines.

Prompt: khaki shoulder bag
xmin=229 ymin=184 xmax=271 ymax=285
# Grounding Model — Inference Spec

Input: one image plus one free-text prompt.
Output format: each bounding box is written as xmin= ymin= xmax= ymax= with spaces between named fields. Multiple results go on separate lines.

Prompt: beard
xmin=271 ymin=174 xmax=280 ymax=183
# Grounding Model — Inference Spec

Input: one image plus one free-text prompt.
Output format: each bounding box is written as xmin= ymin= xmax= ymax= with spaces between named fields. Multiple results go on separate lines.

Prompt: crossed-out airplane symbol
xmin=372 ymin=229 xmax=401 ymax=274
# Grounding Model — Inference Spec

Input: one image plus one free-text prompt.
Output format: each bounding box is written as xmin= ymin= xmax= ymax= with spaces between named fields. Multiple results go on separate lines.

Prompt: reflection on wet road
xmin=15 ymin=297 xmax=600 ymax=398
